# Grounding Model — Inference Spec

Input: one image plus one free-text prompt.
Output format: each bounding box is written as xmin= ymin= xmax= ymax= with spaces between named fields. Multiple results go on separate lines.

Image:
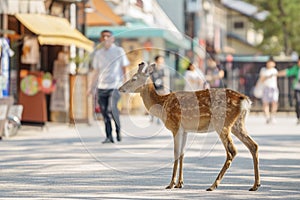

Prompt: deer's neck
xmin=140 ymin=81 xmax=168 ymax=117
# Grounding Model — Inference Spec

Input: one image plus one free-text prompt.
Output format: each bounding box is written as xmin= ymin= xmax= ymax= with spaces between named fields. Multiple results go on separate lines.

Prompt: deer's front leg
xmin=166 ymin=158 xmax=178 ymax=189
xmin=166 ymin=129 xmax=185 ymax=189
xmin=175 ymin=132 xmax=187 ymax=188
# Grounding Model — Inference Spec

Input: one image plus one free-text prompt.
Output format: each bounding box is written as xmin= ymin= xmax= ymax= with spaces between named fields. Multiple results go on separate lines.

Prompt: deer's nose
xmin=118 ymin=87 xmax=125 ymax=92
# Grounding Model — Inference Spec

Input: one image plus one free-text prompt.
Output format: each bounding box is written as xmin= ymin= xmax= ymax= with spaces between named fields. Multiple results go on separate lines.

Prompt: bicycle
xmin=4 ymin=105 xmax=23 ymax=138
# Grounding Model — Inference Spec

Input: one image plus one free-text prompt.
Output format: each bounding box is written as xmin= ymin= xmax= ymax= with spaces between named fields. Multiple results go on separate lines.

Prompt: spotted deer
xmin=119 ymin=62 xmax=260 ymax=191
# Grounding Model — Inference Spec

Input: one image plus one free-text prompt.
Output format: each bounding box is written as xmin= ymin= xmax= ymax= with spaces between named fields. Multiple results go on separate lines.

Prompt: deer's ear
xmin=147 ymin=63 xmax=155 ymax=75
xmin=138 ymin=62 xmax=147 ymax=73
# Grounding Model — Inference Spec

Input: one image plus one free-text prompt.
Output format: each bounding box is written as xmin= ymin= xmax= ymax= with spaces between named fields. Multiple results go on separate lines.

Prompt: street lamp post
xmin=199 ymin=0 xmax=213 ymax=72
xmin=202 ymin=0 xmax=213 ymax=56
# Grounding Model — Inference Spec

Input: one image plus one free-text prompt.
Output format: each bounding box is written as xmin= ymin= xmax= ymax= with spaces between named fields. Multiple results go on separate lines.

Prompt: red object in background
xmin=40 ymin=72 xmax=56 ymax=94
xmin=239 ymin=77 xmax=245 ymax=85
xmin=40 ymin=79 xmax=56 ymax=94
xmin=143 ymin=39 xmax=152 ymax=52
xmin=95 ymin=105 xmax=101 ymax=113
xmin=199 ymin=39 xmax=206 ymax=47
xmin=226 ymin=54 xmax=233 ymax=62
xmin=94 ymin=94 xmax=101 ymax=113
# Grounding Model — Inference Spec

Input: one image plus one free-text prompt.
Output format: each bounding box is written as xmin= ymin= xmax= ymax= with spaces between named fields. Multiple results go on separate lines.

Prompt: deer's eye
xmin=132 ymin=76 xmax=137 ymax=81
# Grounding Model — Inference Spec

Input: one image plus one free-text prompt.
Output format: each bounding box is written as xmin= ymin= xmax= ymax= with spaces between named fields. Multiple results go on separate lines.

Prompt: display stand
xmin=69 ymin=74 xmax=91 ymax=124
xmin=50 ymin=51 xmax=70 ymax=123
xmin=18 ymin=71 xmax=47 ymax=126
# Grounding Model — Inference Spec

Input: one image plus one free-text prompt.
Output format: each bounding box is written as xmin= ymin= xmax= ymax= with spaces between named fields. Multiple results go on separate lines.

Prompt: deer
xmin=119 ymin=62 xmax=260 ymax=191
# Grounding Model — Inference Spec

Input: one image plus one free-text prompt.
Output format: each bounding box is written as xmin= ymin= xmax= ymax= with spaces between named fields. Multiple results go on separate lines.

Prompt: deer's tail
xmin=240 ymin=97 xmax=252 ymax=121
xmin=241 ymin=97 xmax=252 ymax=111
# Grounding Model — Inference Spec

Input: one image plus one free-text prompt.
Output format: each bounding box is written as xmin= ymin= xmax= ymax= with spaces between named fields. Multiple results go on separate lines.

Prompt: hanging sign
xmin=20 ymin=75 xmax=39 ymax=96
xmin=20 ymin=73 xmax=56 ymax=96
xmin=40 ymin=72 xmax=56 ymax=94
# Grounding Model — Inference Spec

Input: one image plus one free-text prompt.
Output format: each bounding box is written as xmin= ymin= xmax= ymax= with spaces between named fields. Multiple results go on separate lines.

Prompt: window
xmin=234 ymin=22 xmax=244 ymax=29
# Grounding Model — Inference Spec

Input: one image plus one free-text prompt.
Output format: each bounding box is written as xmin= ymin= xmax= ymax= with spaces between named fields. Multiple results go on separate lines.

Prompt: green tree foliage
xmin=246 ymin=0 xmax=300 ymax=56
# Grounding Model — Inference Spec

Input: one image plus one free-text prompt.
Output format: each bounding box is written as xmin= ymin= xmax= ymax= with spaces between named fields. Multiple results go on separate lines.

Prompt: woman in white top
xmin=184 ymin=63 xmax=207 ymax=91
xmin=258 ymin=57 xmax=278 ymax=124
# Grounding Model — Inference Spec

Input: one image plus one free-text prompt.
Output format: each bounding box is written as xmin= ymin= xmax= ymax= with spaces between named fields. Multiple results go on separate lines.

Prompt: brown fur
xmin=119 ymin=63 xmax=260 ymax=191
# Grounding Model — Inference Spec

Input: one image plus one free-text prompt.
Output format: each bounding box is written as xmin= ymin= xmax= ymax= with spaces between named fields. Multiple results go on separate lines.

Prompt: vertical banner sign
xmin=0 ymin=38 xmax=13 ymax=97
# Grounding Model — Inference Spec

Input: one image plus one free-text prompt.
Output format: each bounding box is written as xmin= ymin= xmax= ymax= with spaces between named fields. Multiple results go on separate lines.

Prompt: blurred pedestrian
xmin=184 ymin=62 xmax=208 ymax=91
xmin=205 ymin=57 xmax=225 ymax=88
xmin=88 ymin=30 xmax=130 ymax=143
xmin=150 ymin=55 xmax=169 ymax=124
xmin=151 ymin=55 xmax=168 ymax=94
xmin=258 ymin=57 xmax=279 ymax=124
xmin=278 ymin=56 xmax=300 ymax=125
xmin=179 ymin=50 xmax=194 ymax=75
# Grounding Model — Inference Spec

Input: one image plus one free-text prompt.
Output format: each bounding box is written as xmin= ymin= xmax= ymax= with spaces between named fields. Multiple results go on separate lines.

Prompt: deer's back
xmin=162 ymin=88 xmax=250 ymax=133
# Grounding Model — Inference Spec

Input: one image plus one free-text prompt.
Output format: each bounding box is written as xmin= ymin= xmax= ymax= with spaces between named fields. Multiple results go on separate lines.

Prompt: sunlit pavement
xmin=0 ymin=113 xmax=300 ymax=199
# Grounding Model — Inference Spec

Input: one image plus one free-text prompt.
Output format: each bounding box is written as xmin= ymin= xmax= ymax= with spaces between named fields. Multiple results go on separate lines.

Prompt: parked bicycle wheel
xmin=4 ymin=115 xmax=21 ymax=137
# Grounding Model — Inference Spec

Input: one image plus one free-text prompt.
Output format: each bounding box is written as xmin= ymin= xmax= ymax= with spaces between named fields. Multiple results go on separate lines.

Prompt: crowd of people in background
xmin=86 ymin=29 xmax=300 ymax=145
xmin=255 ymin=56 xmax=300 ymax=125
xmin=152 ymin=52 xmax=300 ymax=126
xmin=178 ymin=49 xmax=225 ymax=92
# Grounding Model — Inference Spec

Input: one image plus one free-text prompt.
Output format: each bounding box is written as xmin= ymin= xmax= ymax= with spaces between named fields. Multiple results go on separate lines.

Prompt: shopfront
xmin=5 ymin=13 xmax=94 ymax=124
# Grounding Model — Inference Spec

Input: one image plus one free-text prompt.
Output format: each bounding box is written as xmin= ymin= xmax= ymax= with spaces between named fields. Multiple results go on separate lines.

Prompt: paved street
xmin=1 ymin=113 xmax=300 ymax=199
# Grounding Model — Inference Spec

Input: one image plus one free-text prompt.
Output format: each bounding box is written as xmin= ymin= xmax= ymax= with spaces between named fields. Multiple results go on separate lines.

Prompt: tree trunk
xmin=277 ymin=0 xmax=290 ymax=55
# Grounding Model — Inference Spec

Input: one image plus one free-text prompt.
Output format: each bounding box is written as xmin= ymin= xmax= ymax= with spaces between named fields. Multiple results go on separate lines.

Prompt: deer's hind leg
xmin=232 ymin=114 xmax=260 ymax=191
xmin=207 ymin=126 xmax=237 ymax=191
xmin=166 ymin=127 xmax=187 ymax=189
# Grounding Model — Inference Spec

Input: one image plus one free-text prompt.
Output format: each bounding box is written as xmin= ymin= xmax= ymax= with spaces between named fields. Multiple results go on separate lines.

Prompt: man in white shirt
xmin=259 ymin=57 xmax=278 ymax=124
xmin=88 ymin=30 xmax=129 ymax=143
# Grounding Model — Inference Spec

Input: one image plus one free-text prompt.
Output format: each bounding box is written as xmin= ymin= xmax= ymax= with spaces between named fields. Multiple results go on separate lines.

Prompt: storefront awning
xmin=15 ymin=13 xmax=94 ymax=52
xmin=86 ymin=24 xmax=190 ymax=50
xmin=86 ymin=0 xmax=124 ymax=26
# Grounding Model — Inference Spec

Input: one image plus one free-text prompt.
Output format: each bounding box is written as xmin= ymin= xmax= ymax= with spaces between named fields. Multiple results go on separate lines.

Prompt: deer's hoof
xmin=249 ymin=183 xmax=261 ymax=191
xmin=165 ymin=183 xmax=175 ymax=189
xmin=206 ymin=184 xmax=217 ymax=191
xmin=174 ymin=181 xmax=183 ymax=188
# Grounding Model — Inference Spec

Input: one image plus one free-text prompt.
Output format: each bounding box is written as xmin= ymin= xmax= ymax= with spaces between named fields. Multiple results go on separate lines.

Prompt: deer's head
xmin=119 ymin=62 xmax=154 ymax=93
